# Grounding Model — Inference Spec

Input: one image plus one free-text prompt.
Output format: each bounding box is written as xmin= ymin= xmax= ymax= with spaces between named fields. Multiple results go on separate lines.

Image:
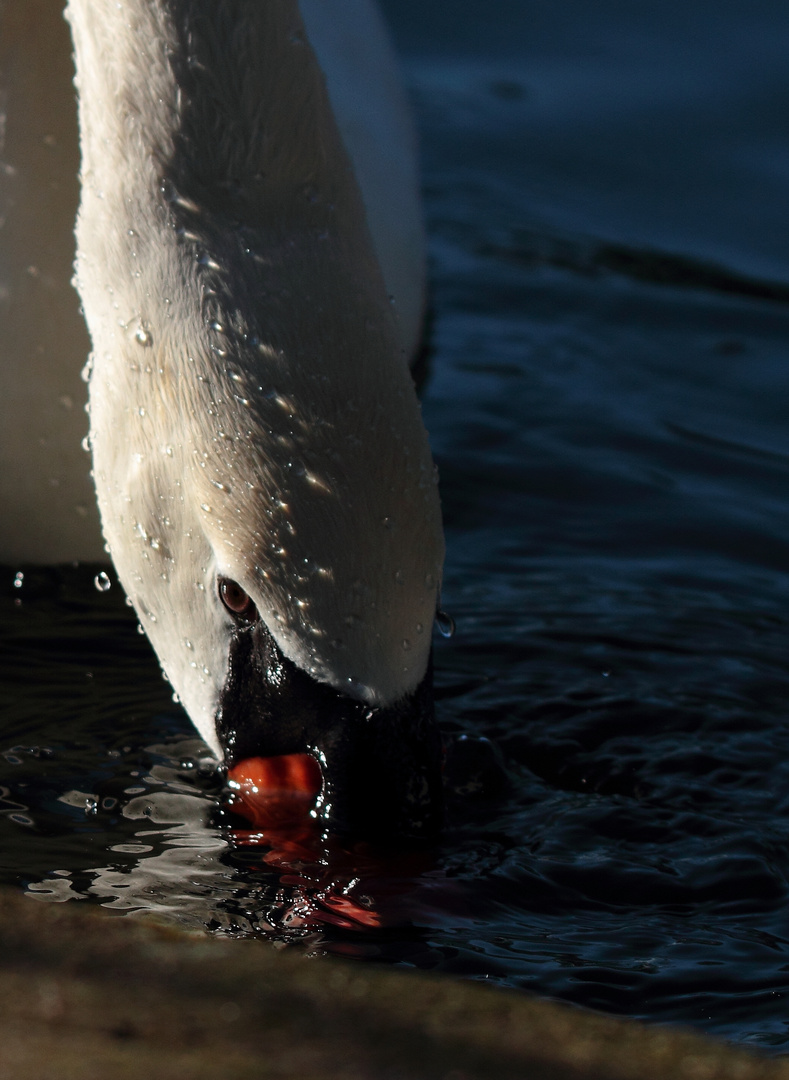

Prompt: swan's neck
xmin=68 ymin=0 xmax=382 ymax=318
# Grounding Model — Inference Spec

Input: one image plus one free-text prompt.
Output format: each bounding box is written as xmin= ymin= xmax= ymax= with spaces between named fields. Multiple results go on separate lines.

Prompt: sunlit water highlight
xmin=4 ymin=0 xmax=789 ymax=1053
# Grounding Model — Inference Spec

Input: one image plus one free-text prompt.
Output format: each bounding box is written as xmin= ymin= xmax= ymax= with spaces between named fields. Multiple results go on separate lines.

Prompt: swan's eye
xmin=218 ymin=578 xmax=257 ymax=623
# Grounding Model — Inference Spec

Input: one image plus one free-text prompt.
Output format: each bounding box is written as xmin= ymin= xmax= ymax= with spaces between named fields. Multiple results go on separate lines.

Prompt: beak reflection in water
xmin=223 ymin=751 xmax=445 ymax=935
xmin=217 ymin=730 xmax=500 ymax=942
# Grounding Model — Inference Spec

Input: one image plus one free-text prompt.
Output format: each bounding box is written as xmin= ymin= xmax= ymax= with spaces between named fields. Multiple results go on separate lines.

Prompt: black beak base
xmin=216 ymin=622 xmax=443 ymax=841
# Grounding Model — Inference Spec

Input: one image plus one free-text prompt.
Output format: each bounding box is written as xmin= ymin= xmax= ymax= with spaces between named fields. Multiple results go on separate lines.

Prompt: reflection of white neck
xmin=61 ymin=0 xmax=443 ymax=747
xmin=0 ymin=0 xmax=426 ymax=564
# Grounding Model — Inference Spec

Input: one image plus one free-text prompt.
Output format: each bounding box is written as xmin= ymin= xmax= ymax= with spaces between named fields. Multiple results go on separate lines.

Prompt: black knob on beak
xmin=217 ymin=622 xmax=443 ymax=840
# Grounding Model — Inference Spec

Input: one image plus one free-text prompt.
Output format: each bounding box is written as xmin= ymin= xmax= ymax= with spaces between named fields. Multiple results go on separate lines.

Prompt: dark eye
xmin=218 ymin=578 xmax=258 ymax=623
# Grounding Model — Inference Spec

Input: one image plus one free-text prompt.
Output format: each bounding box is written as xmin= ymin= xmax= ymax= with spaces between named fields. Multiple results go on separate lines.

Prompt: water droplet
xmin=198 ymin=254 xmax=222 ymax=271
xmin=304 ymin=470 xmax=330 ymax=491
xmin=416 ymin=622 xmax=424 ymax=635
xmin=135 ymin=328 xmax=152 ymax=347
xmin=200 ymin=503 xmax=212 ymax=513
xmin=81 ymin=435 xmax=92 ymax=453
xmin=184 ymin=639 xmax=193 ymax=651
xmin=436 ymin=609 xmax=455 ymax=638
xmin=94 ymin=571 xmax=111 ymax=593
xmin=12 ymin=571 xmax=23 ymax=589
xmin=382 ymin=516 xmax=393 ymax=529
xmin=402 ymin=638 xmax=412 ymax=651
xmin=346 ymin=677 xmax=371 ymax=700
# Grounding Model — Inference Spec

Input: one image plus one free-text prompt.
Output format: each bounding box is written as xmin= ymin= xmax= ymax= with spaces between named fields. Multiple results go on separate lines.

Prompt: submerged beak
xmin=216 ymin=622 xmax=443 ymax=840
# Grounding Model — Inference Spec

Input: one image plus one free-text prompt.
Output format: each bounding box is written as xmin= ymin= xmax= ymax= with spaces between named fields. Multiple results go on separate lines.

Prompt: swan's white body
xmin=0 ymin=0 xmax=444 ymax=807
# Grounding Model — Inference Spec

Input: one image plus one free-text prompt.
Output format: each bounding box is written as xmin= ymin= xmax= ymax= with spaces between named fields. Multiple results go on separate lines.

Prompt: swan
xmin=1 ymin=0 xmax=445 ymax=837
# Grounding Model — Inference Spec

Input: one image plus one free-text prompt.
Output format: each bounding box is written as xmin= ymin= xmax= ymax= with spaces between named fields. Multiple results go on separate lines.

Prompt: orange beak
xmin=226 ymin=753 xmax=323 ymax=828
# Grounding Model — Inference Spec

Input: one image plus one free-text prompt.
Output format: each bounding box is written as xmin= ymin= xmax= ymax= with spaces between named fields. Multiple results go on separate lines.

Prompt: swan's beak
xmin=217 ymin=622 xmax=443 ymax=840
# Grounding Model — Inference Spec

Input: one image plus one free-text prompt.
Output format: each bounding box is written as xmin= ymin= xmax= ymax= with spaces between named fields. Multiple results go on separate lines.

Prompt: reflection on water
xmin=4 ymin=0 xmax=789 ymax=1054
xmin=11 ymin=711 xmax=477 ymax=948
xmin=17 ymin=733 xmax=228 ymax=926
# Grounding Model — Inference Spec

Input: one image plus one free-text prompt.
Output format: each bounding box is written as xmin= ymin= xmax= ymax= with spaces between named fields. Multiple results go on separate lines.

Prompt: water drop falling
xmin=94 ymin=571 xmax=111 ymax=593
xmin=12 ymin=571 xmax=23 ymax=589
xmin=435 ymin=609 xmax=455 ymax=638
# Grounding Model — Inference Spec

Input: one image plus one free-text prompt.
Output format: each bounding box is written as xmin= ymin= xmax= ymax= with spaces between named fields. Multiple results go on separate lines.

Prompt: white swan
xmin=0 ymin=1 xmax=445 ymax=835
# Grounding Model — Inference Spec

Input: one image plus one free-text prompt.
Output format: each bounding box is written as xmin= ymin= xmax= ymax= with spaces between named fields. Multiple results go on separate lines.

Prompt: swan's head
xmin=86 ymin=255 xmax=445 ymax=838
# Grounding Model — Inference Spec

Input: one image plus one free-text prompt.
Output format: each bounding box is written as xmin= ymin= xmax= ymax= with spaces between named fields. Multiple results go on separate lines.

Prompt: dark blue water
xmin=4 ymin=0 xmax=789 ymax=1051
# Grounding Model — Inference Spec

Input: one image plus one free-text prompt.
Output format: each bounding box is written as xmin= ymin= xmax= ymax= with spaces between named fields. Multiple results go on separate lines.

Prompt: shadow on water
xmin=4 ymin=0 xmax=789 ymax=1054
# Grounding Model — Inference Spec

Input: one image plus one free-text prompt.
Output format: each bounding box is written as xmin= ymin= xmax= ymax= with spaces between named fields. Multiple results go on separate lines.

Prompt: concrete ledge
xmin=0 ymin=888 xmax=785 ymax=1080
